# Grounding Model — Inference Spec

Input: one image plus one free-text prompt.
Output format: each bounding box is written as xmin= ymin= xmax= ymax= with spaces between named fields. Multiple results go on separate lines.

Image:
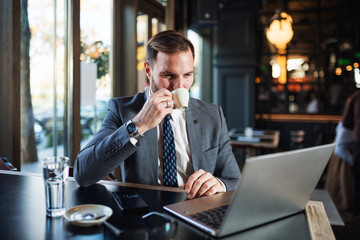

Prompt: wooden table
xmin=229 ymin=129 xmax=280 ymax=158
xmin=230 ymin=129 xmax=280 ymax=149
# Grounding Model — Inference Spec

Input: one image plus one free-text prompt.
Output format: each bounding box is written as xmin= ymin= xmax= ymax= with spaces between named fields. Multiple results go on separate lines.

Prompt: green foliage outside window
xmin=80 ymin=40 xmax=109 ymax=79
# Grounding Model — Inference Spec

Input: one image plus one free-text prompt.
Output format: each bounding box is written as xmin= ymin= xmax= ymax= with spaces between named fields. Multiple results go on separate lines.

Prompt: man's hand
xmin=132 ymin=89 xmax=173 ymax=134
xmin=183 ymin=169 xmax=225 ymax=199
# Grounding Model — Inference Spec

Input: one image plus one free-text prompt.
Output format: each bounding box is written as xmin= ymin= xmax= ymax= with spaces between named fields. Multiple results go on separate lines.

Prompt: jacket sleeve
xmin=73 ymin=99 xmax=138 ymax=187
xmin=334 ymin=121 xmax=354 ymax=166
xmin=213 ymin=106 xmax=241 ymax=191
xmin=353 ymin=95 xmax=360 ymax=141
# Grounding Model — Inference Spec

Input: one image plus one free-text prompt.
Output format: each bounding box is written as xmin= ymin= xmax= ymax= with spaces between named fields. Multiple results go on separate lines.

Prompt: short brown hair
xmin=145 ymin=30 xmax=195 ymax=68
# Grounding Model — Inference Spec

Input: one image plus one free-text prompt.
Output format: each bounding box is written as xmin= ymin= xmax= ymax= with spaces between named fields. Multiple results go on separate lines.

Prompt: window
xmin=80 ymin=0 xmax=112 ymax=147
xmin=136 ymin=13 xmax=166 ymax=93
xmin=187 ymin=30 xmax=201 ymax=99
xmin=22 ymin=0 xmax=67 ymax=173
xmin=137 ymin=14 xmax=149 ymax=92
xmin=22 ymin=0 xmax=113 ymax=173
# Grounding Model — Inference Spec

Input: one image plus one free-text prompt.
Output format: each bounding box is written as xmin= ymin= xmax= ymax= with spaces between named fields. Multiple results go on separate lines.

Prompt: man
xmin=74 ymin=30 xmax=241 ymax=199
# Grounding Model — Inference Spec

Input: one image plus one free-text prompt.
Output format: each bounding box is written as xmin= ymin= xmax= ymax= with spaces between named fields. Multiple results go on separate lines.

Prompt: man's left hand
xmin=183 ymin=169 xmax=225 ymax=199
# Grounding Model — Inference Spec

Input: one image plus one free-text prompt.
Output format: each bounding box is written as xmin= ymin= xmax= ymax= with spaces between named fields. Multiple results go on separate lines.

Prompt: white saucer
xmin=64 ymin=204 xmax=113 ymax=227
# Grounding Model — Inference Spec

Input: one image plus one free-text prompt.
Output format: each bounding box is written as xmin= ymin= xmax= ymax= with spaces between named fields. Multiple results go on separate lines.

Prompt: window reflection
xmin=137 ymin=14 xmax=148 ymax=92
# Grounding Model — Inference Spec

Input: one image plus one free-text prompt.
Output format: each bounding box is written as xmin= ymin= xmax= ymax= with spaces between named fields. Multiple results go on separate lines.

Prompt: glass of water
xmin=42 ymin=156 xmax=69 ymax=217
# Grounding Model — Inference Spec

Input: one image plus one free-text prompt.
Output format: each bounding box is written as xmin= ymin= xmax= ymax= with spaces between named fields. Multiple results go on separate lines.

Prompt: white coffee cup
xmin=172 ymin=88 xmax=189 ymax=110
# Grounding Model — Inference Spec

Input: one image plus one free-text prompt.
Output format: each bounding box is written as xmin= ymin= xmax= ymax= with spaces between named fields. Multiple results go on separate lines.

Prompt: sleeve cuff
xmin=129 ymin=137 xmax=138 ymax=146
xmin=217 ymin=178 xmax=227 ymax=192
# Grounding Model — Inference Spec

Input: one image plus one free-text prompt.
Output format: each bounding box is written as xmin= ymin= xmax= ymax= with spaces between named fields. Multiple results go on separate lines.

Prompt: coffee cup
xmin=172 ymin=88 xmax=189 ymax=110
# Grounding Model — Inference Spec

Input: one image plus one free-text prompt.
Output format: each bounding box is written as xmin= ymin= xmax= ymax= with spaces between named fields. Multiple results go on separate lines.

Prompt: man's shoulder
xmin=104 ymin=92 xmax=146 ymax=121
xmin=189 ymin=98 xmax=219 ymax=110
xmin=189 ymin=98 xmax=223 ymax=121
xmin=109 ymin=92 xmax=146 ymax=107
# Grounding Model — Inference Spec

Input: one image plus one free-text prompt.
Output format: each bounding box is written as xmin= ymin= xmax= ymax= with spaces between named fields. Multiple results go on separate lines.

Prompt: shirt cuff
xmin=217 ymin=178 xmax=227 ymax=192
xmin=129 ymin=137 xmax=138 ymax=146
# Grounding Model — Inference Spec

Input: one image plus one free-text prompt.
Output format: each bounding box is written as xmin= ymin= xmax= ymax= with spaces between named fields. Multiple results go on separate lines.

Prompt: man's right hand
xmin=132 ymin=89 xmax=174 ymax=135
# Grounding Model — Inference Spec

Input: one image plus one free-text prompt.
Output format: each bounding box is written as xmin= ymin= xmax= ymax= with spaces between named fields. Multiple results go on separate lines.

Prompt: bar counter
xmin=255 ymin=113 xmax=342 ymax=123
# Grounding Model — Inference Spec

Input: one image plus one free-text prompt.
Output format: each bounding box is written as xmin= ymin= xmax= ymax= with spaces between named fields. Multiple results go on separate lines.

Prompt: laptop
xmin=164 ymin=143 xmax=335 ymax=237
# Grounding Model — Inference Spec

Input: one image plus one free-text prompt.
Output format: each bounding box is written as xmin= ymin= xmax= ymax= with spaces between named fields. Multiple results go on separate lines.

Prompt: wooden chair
xmin=0 ymin=157 xmax=17 ymax=171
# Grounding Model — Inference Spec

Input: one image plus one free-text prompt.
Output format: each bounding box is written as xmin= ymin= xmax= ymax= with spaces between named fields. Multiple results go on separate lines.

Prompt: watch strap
xmin=126 ymin=120 xmax=142 ymax=141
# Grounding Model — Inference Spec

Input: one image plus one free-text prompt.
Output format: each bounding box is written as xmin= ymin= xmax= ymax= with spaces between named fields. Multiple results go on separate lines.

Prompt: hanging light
xmin=266 ymin=10 xmax=294 ymax=84
xmin=266 ymin=11 xmax=294 ymax=52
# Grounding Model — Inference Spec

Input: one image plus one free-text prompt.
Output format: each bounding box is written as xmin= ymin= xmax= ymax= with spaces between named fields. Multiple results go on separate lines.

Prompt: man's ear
xmin=144 ymin=62 xmax=151 ymax=79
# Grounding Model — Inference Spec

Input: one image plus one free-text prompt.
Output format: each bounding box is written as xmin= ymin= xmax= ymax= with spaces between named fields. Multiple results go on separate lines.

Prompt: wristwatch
xmin=125 ymin=120 xmax=142 ymax=140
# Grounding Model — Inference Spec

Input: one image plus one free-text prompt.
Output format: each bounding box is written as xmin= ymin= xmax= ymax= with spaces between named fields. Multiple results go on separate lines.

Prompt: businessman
xmin=74 ymin=30 xmax=241 ymax=199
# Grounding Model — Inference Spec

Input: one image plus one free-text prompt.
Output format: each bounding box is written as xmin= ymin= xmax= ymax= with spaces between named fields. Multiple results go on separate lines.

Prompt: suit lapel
xmin=186 ymin=99 xmax=202 ymax=171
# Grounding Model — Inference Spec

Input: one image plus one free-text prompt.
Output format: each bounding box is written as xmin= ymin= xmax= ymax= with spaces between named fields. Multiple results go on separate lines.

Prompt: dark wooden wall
xmin=214 ymin=0 xmax=258 ymax=130
xmin=0 ymin=0 xmax=21 ymax=169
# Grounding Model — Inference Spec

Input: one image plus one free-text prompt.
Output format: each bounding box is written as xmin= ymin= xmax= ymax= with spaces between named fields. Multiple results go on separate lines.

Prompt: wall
xmin=0 ymin=0 xmax=21 ymax=169
xmin=213 ymin=0 xmax=258 ymax=130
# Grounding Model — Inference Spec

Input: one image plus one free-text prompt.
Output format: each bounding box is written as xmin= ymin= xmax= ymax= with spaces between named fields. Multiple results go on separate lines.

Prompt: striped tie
xmin=162 ymin=115 xmax=178 ymax=187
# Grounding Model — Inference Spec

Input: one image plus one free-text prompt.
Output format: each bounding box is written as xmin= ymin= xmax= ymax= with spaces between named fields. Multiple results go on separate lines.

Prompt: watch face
xmin=127 ymin=122 xmax=137 ymax=134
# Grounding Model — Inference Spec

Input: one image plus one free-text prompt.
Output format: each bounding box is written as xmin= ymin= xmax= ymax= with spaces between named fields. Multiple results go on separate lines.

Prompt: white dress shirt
xmin=157 ymin=109 xmax=225 ymax=190
xmin=157 ymin=109 xmax=194 ymax=186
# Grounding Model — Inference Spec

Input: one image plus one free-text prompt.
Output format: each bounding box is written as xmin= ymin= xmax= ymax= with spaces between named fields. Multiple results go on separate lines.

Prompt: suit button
xmin=114 ymin=145 xmax=119 ymax=150
xmin=111 ymin=148 xmax=115 ymax=153
xmin=106 ymin=150 xmax=110 ymax=155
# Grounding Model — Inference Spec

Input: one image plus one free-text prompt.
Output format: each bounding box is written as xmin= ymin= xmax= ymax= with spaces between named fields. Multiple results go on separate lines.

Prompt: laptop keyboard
xmin=189 ymin=205 xmax=228 ymax=230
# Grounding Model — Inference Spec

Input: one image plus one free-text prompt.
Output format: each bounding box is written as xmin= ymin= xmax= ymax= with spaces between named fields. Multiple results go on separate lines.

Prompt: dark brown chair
xmin=289 ymin=130 xmax=306 ymax=149
xmin=68 ymin=166 xmax=117 ymax=181
xmin=333 ymin=215 xmax=360 ymax=240
xmin=0 ymin=157 xmax=17 ymax=171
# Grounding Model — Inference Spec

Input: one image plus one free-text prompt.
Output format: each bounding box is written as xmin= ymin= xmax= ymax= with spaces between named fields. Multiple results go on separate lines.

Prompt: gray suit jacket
xmin=74 ymin=91 xmax=241 ymax=190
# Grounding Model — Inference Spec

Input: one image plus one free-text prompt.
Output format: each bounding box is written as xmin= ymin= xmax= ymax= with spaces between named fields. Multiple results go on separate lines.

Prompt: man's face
xmin=145 ymin=48 xmax=194 ymax=93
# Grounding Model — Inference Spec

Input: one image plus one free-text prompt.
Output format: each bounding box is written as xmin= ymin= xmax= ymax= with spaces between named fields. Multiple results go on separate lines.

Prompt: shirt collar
xmin=171 ymin=108 xmax=182 ymax=121
xmin=146 ymin=87 xmax=151 ymax=99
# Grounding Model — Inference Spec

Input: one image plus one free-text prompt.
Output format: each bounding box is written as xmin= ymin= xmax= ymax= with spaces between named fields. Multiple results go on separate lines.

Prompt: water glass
xmin=42 ymin=156 xmax=69 ymax=217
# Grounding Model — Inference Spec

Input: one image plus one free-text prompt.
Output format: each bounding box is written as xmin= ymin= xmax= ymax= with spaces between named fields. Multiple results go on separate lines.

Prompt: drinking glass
xmin=42 ymin=156 xmax=69 ymax=217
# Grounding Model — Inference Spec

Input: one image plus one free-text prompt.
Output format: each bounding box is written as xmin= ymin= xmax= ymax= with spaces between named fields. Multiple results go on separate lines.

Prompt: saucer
xmin=64 ymin=204 xmax=113 ymax=227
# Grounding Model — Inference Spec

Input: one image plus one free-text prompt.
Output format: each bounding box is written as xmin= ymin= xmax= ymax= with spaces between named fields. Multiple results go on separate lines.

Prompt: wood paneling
xmin=217 ymin=68 xmax=255 ymax=129
xmin=0 ymin=0 xmax=21 ymax=170
xmin=112 ymin=0 xmax=138 ymax=97
xmin=217 ymin=12 xmax=255 ymax=60
xmin=214 ymin=0 xmax=258 ymax=130
xmin=67 ymin=0 xmax=81 ymax=165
